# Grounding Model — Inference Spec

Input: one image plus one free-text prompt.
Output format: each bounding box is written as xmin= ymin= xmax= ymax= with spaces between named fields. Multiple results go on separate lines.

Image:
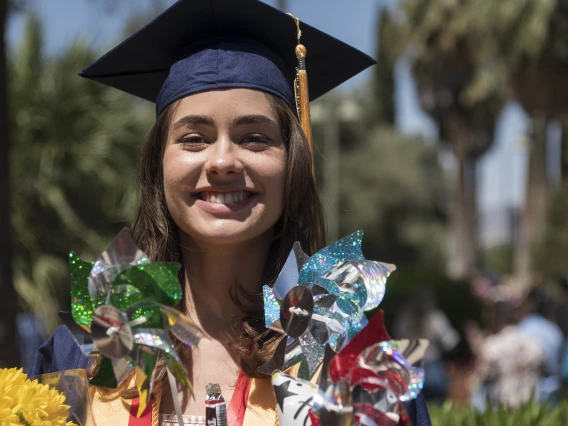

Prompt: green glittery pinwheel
xmin=65 ymin=228 xmax=204 ymax=417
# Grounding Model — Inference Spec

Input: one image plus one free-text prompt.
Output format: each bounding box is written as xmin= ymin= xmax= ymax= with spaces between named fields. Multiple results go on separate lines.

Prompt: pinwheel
xmin=261 ymin=231 xmax=395 ymax=379
xmin=62 ymin=228 xmax=204 ymax=417
xmin=271 ymin=312 xmax=429 ymax=426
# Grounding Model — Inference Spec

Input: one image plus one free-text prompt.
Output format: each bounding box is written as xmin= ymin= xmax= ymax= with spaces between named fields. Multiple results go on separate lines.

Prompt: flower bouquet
xmin=0 ymin=367 xmax=88 ymax=425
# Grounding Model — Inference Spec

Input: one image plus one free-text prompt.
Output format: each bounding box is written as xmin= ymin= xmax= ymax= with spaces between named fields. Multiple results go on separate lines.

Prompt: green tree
xmin=383 ymin=0 xmax=506 ymax=278
xmin=8 ymin=14 xmax=153 ymax=334
xmin=340 ymin=126 xmax=445 ymax=268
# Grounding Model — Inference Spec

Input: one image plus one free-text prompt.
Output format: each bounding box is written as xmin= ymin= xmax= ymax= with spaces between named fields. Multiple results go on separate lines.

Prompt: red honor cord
xmin=227 ymin=371 xmax=252 ymax=426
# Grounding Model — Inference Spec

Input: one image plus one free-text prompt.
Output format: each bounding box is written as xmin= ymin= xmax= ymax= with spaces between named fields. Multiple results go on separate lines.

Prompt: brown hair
xmin=130 ymin=93 xmax=326 ymax=383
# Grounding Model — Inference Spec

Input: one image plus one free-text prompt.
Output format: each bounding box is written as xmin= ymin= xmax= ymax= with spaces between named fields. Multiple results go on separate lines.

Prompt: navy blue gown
xmin=32 ymin=325 xmax=432 ymax=426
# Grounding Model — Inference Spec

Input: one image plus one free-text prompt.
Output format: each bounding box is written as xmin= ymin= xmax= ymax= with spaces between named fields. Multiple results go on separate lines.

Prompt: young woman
xmin=32 ymin=1 xmax=432 ymax=425
xmin=134 ymin=88 xmax=326 ymax=423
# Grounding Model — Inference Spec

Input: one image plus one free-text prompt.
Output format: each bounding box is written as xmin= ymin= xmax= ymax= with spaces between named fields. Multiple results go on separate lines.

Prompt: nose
xmin=204 ymin=138 xmax=244 ymax=177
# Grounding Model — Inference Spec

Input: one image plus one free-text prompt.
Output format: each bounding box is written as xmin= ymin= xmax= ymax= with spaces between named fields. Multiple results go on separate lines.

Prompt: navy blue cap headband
xmin=156 ymin=38 xmax=295 ymax=115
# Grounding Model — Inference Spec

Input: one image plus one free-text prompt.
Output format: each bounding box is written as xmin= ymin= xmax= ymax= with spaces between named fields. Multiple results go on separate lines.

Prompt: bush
xmin=428 ymin=401 xmax=568 ymax=426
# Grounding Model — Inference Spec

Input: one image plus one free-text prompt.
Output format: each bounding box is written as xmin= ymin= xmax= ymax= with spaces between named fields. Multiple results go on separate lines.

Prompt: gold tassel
xmin=295 ymin=47 xmax=312 ymax=146
xmin=287 ymin=14 xmax=313 ymax=148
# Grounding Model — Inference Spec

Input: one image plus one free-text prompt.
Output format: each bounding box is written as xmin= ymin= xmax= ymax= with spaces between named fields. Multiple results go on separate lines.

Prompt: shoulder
xmin=31 ymin=325 xmax=89 ymax=377
xmin=519 ymin=315 xmax=563 ymax=340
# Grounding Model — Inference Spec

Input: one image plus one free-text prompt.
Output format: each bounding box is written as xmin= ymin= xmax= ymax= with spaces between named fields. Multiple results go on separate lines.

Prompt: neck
xmin=180 ymin=231 xmax=273 ymax=341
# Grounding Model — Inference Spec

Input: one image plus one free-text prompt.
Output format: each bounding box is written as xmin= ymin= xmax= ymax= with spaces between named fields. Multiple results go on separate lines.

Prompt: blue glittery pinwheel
xmin=64 ymin=228 xmax=204 ymax=417
xmin=261 ymin=231 xmax=395 ymax=379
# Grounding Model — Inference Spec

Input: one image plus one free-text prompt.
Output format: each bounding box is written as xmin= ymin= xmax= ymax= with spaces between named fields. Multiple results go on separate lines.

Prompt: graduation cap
xmin=80 ymin=0 xmax=375 ymax=145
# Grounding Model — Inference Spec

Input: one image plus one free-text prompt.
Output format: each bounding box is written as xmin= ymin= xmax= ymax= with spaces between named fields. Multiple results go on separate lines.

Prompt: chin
xmin=180 ymin=216 xmax=277 ymax=247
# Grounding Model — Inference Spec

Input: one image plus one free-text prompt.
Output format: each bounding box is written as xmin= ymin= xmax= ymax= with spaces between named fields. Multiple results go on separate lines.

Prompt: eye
xmin=178 ymin=134 xmax=209 ymax=149
xmin=240 ymin=133 xmax=272 ymax=149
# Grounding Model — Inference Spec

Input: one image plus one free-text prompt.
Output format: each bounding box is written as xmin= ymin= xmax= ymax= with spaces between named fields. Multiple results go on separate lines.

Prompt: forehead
xmin=171 ymin=88 xmax=276 ymax=123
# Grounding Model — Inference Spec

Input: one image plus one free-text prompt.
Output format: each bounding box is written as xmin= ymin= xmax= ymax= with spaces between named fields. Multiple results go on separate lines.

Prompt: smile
xmin=193 ymin=190 xmax=259 ymax=214
xmin=197 ymin=190 xmax=254 ymax=205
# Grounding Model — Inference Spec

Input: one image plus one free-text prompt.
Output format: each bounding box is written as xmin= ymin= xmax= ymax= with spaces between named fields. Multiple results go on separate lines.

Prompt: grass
xmin=428 ymin=400 xmax=568 ymax=426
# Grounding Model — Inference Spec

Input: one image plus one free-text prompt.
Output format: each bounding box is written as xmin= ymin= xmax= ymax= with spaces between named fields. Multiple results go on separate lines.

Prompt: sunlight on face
xmin=163 ymin=89 xmax=286 ymax=247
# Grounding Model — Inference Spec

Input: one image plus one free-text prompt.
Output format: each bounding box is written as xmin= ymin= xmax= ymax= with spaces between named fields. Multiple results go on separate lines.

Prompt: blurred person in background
xmin=555 ymin=277 xmax=568 ymax=338
xmin=517 ymin=288 xmax=564 ymax=402
xmin=17 ymin=313 xmax=46 ymax=374
xmin=557 ymin=278 xmax=568 ymax=392
xmin=393 ymin=284 xmax=459 ymax=402
xmin=468 ymin=301 xmax=544 ymax=410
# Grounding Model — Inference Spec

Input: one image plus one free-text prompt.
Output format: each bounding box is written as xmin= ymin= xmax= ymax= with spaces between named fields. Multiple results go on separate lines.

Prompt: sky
xmin=6 ymin=0 xmax=532 ymax=237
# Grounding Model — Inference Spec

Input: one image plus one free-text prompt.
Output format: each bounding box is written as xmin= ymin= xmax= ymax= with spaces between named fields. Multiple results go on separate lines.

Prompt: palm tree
xmin=470 ymin=0 xmax=568 ymax=287
xmin=8 ymin=13 xmax=153 ymax=338
xmin=383 ymin=0 xmax=506 ymax=278
xmin=424 ymin=0 xmax=568 ymax=287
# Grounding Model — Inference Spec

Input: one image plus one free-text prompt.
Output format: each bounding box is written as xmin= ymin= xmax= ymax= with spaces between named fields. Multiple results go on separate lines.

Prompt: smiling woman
xmin=130 ymin=87 xmax=327 ymax=421
xmin=31 ymin=0 xmax=431 ymax=425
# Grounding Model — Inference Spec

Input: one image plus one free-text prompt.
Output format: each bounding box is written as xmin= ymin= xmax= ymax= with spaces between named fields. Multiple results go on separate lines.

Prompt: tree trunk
xmin=465 ymin=155 xmax=478 ymax=270
xmin=0 ymin=0 xmax=19 ymax=367
xmin=374 ymin=10 xmax=395 ymax=126
xmin=514 ymin=117 xmax=549 ymax=290
xmin=445 ymin=112 xmax=479 ymax=279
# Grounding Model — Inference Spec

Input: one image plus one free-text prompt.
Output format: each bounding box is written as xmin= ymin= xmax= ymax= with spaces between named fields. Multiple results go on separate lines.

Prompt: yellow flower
xmin=0 ymin=368 xmax=76 ymax=426
xmin=0 ymin=367 xmax=27 ymax=424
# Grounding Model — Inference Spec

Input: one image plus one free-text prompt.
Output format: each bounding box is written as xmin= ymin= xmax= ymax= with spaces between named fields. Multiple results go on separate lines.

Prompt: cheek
xmin=257 ymin=155 xmax=287 ymax=213
xmin=162 ymin=147 xmax=201 ymax=203
xmin=162 ymin=149 xmax=181 ymax=201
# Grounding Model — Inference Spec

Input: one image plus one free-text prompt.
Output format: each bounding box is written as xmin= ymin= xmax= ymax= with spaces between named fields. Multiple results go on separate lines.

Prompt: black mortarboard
xmin=80 ymin=0 xmax=375 ymax=116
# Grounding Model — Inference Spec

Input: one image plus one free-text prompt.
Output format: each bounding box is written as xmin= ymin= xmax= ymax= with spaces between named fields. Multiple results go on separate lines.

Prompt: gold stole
xmin=90 ymin=364 xmax=320 ymax=426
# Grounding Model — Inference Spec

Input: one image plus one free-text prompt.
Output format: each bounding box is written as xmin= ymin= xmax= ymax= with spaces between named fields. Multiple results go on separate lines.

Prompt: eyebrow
xmin=172 ymin=115 xmax=214 ymax=131
xmin=233 ymin=115 xmax=278 ymax=128
xmin=172 ymin=114 xmax=278 ymax=131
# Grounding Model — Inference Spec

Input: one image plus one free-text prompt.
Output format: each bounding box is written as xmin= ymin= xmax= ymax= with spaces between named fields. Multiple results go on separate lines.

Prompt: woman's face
xmin=163 ymin=89 xmax=286 ymax=246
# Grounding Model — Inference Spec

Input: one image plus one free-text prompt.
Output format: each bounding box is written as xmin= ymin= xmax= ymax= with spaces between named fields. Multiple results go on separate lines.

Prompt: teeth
xmin=203 ymin=191 xmax=250 ymax=204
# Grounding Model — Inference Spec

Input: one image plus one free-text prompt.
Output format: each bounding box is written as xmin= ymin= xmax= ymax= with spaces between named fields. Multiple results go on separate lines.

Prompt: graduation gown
xmin=32 ymin=325 xmax=432 ymax=426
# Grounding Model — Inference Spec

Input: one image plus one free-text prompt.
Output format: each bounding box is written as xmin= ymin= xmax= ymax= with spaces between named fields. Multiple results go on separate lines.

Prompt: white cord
xmin=167 ymin=369 xmax=185 ymax=426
